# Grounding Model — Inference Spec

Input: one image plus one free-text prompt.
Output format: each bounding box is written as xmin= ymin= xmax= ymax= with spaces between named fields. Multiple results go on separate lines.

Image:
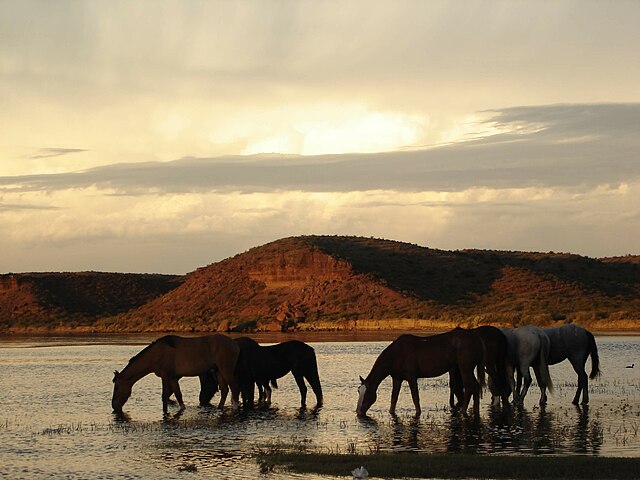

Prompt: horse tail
xmin=270 ymin=378 xmax=279 ymax=389
xmin=495 ymin=332 xmax=509 ymax=395
xmin=540 ymin=335 xmax=554 ymax=394
xmin=587 ymin=330 xmax=601 ymax=380
xmin=305 ymin=347 xmax=324 ymax=403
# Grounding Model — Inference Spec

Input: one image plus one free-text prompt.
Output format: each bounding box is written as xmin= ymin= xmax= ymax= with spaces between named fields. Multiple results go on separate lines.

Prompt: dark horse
xmin=206 ymin=338 xmax=323 ymax=408
xmin=357 ymin=330 xmax=485 ymax=417
xmin=449 ymin=326 xmax=510 ymax=408
xmin=112 ymin=334 xmax=241 ymax=413
xmin=543 ymin=324 xmax=600 ymax=405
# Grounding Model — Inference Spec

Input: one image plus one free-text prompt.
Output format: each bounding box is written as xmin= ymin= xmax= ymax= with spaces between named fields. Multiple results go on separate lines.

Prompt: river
xmin=0 ymin=333 xmax=638 ymax=479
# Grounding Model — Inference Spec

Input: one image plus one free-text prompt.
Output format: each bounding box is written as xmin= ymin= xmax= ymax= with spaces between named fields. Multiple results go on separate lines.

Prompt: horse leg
xmin=448 ymin=367 xmax=463 ymax=409
xmin=161 ymin=377 xmax=173 ymax=413
xmin=532 ymin=364 xmax=548 ymax=406
xmin=516 ymin=369 xmax=524 ymax=400
xmin=390 ymin=377 xmax=402 ymax=415
xmin=264 ymin=382 xmax=272 ymax=404
xmin=569 ymin=357 xmax=589 ymax=405
xmin=257 ymin=382 xmax=265 ymax=403
xmin=292 ymin=371 xmax=308 ymax=407
xmin=408 ymin=377 xmax=421 ymax=416
xmin=302 ymin=363 xmax=323 ymax=406
xmin=169 ymin=378 xmax=185 ymax=410
xmin=217 ymin=377 xmax=230 ymax=409
xmin=505 ymin=362 xmax=517 ymax=405
xmin=518 ymin=365 xmax=533 ymax=405
xmin=460 ymin=367 xmax=480 ymax=415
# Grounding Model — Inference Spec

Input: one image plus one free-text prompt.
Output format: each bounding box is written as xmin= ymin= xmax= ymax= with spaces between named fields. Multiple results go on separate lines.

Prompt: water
xmin=0 ymin=334 xmax=638 ymax=479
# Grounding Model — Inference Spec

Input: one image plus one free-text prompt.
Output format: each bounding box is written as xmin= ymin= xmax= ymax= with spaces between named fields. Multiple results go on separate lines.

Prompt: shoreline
xmin=1 ymin=327 xmax=638 ymax=345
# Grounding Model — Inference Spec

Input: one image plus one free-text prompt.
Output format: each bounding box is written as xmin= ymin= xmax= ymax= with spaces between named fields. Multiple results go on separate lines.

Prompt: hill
xmin=94 ymin=236 xmax=640 ymax=333
xmin=0 ymin=272 xmax=182 ymax=332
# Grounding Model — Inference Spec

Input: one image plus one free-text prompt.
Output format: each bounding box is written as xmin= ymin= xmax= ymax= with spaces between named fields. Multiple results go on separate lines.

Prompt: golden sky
xmin=1 ymin=1 xmax=639 ymax=273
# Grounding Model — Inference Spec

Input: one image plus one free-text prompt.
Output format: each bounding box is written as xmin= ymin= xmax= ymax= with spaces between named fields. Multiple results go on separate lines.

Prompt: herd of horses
xmin=111 ymin=324 xmax=600 ymax=417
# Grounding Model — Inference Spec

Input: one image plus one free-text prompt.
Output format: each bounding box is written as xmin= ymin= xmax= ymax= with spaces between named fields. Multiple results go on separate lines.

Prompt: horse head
xmin=111 ymin=370 xmax=132 ymax=413
xmin=356 ymin=375 xmax=377 ymax=416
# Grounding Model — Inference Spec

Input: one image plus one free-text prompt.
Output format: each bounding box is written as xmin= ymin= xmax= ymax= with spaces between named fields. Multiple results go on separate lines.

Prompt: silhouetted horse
xmin=112 ymin=334 xmax=241 ymax=413
xmin=198 ymin=337 xmax=279 ymax=407
xmin=357 ymin=330 xmax=485 ymax=417
xmin=449 ymin=326 xmax=510 ymax=408
xmin=543 ymin=324 xmax=600 ymax=405
xmin=500 ymin=325 xmax=553 ymax=405
xmin=207 ymin=338 xmax=323 ymax=408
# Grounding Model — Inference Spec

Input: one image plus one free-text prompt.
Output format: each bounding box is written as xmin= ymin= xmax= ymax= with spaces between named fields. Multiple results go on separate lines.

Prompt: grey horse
xmin=544 ymin=324 xmax=600 ymax=405
xmin=500 ymin=325 xmax=554 ymax=406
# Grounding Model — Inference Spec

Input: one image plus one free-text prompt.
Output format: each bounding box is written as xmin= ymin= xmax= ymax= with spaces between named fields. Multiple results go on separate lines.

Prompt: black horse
xmin=200 ymin=338 xmax=323 ymax=409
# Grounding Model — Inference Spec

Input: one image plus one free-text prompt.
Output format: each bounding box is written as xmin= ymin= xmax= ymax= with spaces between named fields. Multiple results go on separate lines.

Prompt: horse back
xmin=545 ymin=324 xmax=590 ymax=365
xmin=387 ymin=334 xmax=460 ymax=378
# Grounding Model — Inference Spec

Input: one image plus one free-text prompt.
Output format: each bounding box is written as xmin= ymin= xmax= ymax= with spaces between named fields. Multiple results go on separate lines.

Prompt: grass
xmin=260 ymin=452 xmax=640 ymax=479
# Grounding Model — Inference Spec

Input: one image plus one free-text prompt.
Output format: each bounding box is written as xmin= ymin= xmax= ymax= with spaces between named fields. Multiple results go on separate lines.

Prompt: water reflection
xmin=358 ymin=403 xmax=605 ymax=456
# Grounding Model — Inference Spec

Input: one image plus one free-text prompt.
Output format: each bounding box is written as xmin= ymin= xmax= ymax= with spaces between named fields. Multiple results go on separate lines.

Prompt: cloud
xmin=1 ymin=104 xmax=638 ymax=195
xmin=27 ymin=148 xmax=88 ymax=159
xmin=0 ymin=203 xmax=61 ymax=212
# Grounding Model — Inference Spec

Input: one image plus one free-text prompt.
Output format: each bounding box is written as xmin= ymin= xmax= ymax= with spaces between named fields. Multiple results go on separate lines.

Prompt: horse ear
xmin=113 ymin=370 xmax=120 ymax=381
xmin=359 ymin=376 xmax=365 ymax=384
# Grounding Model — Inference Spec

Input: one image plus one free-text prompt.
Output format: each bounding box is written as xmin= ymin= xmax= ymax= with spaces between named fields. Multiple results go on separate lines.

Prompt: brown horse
xmin=112 ymin=334 xmax=241 ymax=413
xmin=449 ymin=326 xmax=510 ymax=408
xmin=198 ymin=337 xmax=279 ymax=407
xmin=357 ymin=331 xmax=485 ymax=416
xmin=207 ymin=338 xmax=323 ymax=408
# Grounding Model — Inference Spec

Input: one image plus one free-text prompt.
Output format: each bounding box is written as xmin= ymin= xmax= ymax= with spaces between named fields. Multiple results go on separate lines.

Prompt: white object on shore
xmin=352 ymin=465 xmax=369 ymax=478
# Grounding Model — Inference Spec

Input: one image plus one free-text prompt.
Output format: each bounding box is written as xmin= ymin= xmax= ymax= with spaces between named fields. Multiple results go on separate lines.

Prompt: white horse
xmin=500 ymin=325 xmax=553 ymax=405
xmin=544 ymin=324 xmax=600 ymax=405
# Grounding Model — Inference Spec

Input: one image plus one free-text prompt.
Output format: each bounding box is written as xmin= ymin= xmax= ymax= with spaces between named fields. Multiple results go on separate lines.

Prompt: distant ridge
xmin=2 ymin=236 xmax=639 ymax=333
xmin=0 ymin=272 xmax=181 ymax=332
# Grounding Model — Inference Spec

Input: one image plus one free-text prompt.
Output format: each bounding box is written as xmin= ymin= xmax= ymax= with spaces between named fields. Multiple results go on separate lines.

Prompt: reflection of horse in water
xmin=111 ymin=334 xmax=241 ymax=413
xmin=500 ymin=325 xmax=553 ymax=405
xmin=357 ymin=330 xmax=485 ymax=416
xmin=449 ymin=326 xmax=510 ymax=408
xmin=543 ymin=324 xmax=600 ymax=405
xmin=202 ymin=338 xmax=323 ymax=408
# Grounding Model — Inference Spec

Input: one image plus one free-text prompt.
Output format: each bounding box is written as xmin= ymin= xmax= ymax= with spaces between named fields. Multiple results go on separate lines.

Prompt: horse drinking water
xmin=543 ymin=324 xmax=600 ymax=405
xmin=449 ymin=326 xmax=510 ymax=408
xmin=500 ymin=325 xmax=553 ymax=406
xmin=203 ymin=338 xmax=323 ymax=409
xmin=112 ymin=334 xmax=241 ymax=413
xmin=357 ymin=330 xmax=485 ymax=417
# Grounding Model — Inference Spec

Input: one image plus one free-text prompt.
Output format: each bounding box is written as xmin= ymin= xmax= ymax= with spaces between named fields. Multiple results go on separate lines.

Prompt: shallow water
xmin=0 ymin=334 xmax=638 ymax=479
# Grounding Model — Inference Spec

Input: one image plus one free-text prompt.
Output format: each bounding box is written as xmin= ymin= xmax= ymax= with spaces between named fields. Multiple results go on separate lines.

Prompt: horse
xmin=209 ymin=338 xmax=323 ymax=408
xmin=500 ymin=325 xmax=553 ymax=406
xmin=357 ymin=330 xmax=485 ymax=417
xmin=197 ymin=337 xmax=280 ymax=407
xmin=112 ymin=334 xmax=241 ymax=413
xmin=449 ymin=326 xmax=510 ymax=408
xmin=543 ymin=324 xmax=600 ymax=405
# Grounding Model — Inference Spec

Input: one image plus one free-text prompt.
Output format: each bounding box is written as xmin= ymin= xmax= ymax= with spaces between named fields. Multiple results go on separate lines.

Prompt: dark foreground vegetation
xmin=260 ymin=452 xmax=640 ymax=479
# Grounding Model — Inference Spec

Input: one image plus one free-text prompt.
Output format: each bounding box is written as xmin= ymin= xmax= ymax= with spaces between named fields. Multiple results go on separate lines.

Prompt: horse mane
xmin=126 ymin=336 xmax=178 ymax=365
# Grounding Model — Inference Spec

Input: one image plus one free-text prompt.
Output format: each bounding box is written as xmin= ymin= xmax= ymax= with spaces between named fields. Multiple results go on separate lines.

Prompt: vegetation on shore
xmin=258 ymin=452 xmax=640 ymax=479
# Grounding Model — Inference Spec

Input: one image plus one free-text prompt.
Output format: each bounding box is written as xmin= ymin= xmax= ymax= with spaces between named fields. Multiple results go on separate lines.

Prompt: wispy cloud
xmin=0 ymin=202 xmax=61 ymax=212
xmin=27 ymin=148 xmax=88 ymax=160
